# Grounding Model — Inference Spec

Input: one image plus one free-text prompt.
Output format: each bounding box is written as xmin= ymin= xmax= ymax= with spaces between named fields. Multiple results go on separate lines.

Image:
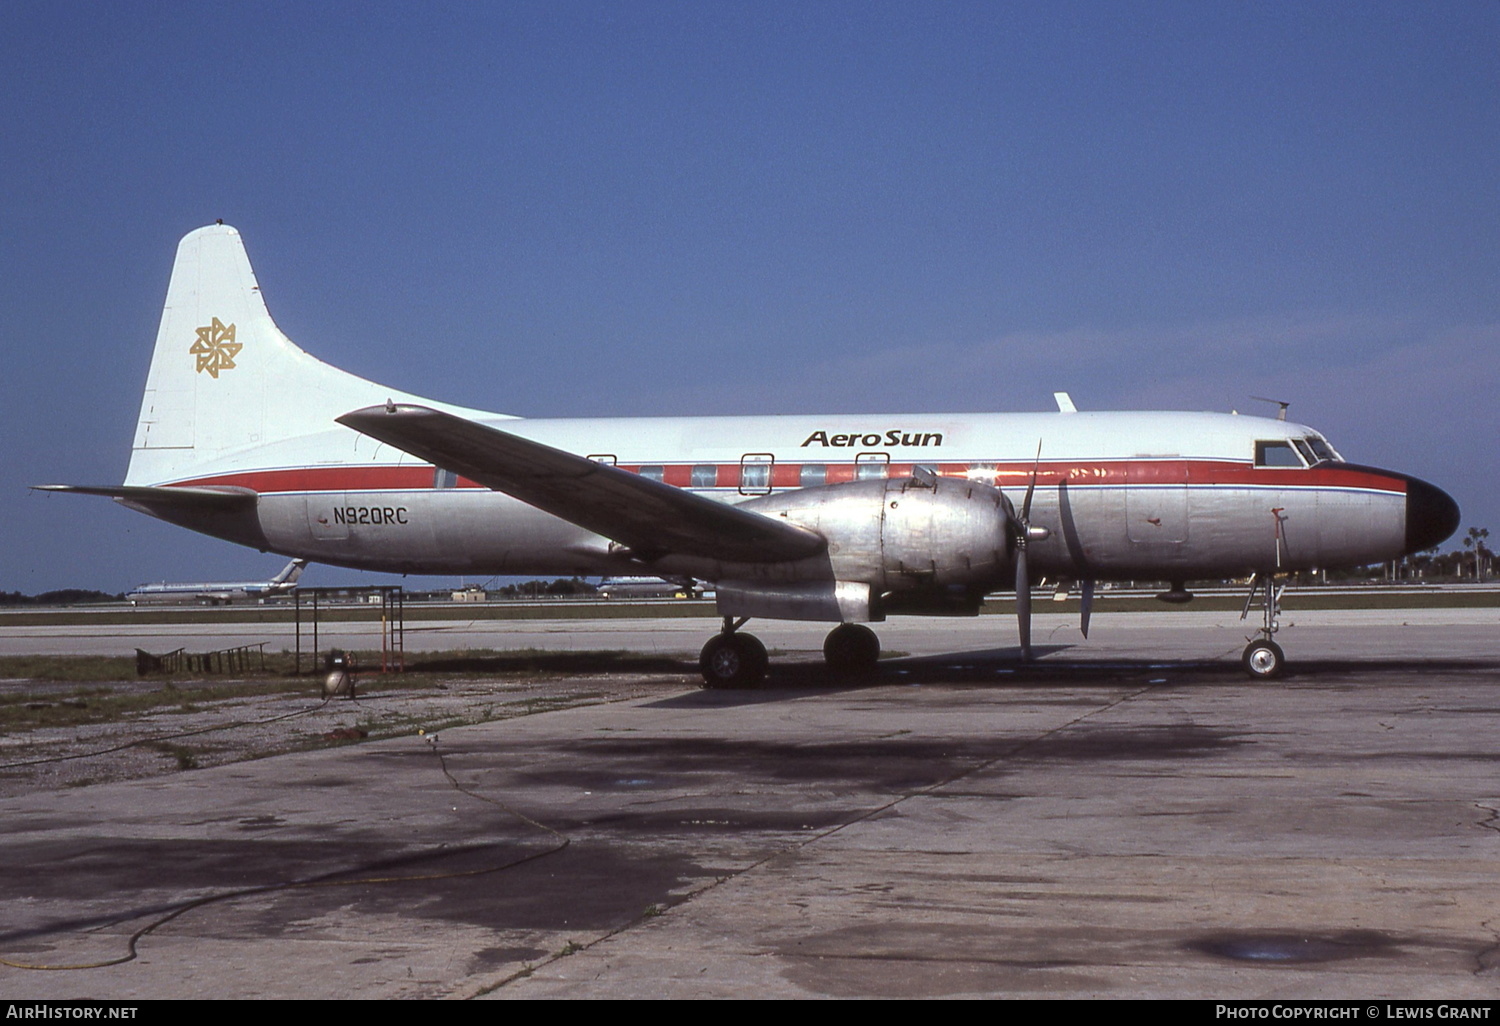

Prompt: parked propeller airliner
xmin=39 ymin=224 xmax=1459 ymax=685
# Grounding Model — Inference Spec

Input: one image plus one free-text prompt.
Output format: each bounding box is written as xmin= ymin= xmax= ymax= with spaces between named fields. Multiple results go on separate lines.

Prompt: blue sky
xmin=3 ymin=1 xmax=1496 ymax=593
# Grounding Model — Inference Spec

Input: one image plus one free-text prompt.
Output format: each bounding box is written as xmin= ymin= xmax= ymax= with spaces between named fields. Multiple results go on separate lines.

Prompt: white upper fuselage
xmin=164 ymin=408 xmax=1297 ymax=475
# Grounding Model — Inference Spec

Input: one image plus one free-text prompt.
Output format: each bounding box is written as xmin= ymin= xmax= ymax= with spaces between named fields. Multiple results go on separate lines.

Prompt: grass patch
xmin=0 ymin=600 xmax=719 ymax=628
xmin=0 ymin=655 xmax=140 ymax=682
xmin=0 ymin=678 xmax=313 ymax=731
xmin=0 ymin=649 xmax=690 ymax=736
xmin=981 ymin=590 xmax=1500 ymax=614
xmin=354 ymin=713 xmax=472 ymax=742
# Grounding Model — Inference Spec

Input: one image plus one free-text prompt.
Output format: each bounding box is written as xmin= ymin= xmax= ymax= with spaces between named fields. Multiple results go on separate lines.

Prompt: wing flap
xmin=336 ymin=404 xmax=826 ymax=564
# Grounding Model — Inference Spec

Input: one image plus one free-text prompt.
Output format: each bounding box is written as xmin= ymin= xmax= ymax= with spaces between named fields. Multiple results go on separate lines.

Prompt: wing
xmin=336 ymin=404 xmax=826 ymax=564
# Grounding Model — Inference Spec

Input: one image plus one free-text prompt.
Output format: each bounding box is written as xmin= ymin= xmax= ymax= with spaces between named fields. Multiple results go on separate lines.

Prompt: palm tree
xmin=1463 ymin=527 xmax=1491 ymax=581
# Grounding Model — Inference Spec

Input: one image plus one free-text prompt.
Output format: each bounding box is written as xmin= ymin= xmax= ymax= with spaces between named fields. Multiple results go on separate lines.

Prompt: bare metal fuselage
xmin=141 ymin=409 xmax=1424 ymax=611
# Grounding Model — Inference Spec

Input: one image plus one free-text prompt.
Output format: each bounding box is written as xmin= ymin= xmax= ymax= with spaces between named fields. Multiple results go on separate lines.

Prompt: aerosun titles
xmin=801 ymin=430 xmax=944 ymax=448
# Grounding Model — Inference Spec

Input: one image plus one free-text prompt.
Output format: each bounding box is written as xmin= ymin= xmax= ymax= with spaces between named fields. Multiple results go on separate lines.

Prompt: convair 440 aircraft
xmin=40 ymin=224 xmax=1460 ymax=685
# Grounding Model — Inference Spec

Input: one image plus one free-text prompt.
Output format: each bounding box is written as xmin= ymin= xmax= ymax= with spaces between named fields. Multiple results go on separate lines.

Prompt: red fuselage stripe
xmin=169 ymin=460 xmax=1408 ymax=496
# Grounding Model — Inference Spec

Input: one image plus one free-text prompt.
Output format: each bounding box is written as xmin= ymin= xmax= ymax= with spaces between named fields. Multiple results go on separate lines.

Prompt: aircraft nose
xmin=1405 ymin=477 xmax=1460 ymax=555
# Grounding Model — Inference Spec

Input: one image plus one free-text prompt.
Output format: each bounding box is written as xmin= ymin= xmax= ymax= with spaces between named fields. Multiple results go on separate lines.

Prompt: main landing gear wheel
xmin=823 ymin=623 xmax=880 ymax=676
xmin=1241 ymin=639 xmax=1285 ymax=680
xmin=699 ymin=633 xmax=768 ymax=689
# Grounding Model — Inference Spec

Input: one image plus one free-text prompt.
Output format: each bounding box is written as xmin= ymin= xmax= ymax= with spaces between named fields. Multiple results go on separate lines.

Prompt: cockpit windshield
xmin=1304 ymin=435 xmax=1342 ymax=463
xmin=1255 ymin=440 xmax=1305 ymax=467
xmin=1255 ymin=435 xmax=1345 ymax=468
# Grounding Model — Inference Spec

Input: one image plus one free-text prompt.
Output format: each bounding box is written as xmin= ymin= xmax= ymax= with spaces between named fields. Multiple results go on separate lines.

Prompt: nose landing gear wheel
xmin=823 ymin=623 xmax=880 ymax=676
xmin=700 ymin=632 xmax=768 ymax=689
xmin=1240 ymin=572 xmax=1288 ymax=679
xmin=1242 ymin=639 xmax=1285 ymax=679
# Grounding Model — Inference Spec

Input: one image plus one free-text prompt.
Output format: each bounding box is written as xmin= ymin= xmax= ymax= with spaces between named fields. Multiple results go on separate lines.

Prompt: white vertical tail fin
xmin=273 ymin=558 xmax=309 ymax=585
xmin=125 ymin=224 xmax=435 ymax=486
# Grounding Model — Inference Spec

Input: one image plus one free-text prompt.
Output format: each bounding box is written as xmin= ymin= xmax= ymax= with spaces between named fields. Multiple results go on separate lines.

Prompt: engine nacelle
xmin=735 ymin=475 xmax=1015 ymax=609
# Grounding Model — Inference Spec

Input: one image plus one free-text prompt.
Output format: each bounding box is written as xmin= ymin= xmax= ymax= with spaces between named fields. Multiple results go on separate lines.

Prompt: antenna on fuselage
xmin=1250 ymin=396 xmax=1290 ymax=421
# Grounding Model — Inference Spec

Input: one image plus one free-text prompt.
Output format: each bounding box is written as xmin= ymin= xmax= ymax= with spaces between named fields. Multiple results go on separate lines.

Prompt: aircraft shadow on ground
xmin=397 ymin=648 xmax=1500 ymax=710
xmin=650 ymin=647 xmax=1500 ymax=708
xmin=647 ymin=645 xmax=1228 ymax=708
xmin=751 ymin=645 xmax=1230 ymax=693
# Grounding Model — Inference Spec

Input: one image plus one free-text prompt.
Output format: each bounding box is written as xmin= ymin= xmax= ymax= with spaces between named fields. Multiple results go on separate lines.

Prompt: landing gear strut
xmin=1240 ymin=572 xmax=1286 ymax=679
xmin=699 ymin=617 xmax=767 ymax=689
xmin=823 ymin=623 xmax=880 ymax=676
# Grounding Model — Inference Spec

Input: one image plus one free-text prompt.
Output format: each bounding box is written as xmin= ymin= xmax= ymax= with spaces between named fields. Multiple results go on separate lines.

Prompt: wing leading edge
xmin=336 ymin=404 xmax=826 ymax=564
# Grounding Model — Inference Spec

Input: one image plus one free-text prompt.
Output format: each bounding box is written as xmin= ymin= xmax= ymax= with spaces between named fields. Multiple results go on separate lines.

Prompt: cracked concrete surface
xmin=0 ymin=609 xmax=1497 ymax=998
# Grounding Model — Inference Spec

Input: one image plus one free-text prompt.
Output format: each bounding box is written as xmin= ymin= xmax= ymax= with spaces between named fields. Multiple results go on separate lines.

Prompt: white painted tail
xmin=273 ymin=558 xmax=308 ymax=585
xmin=124 ymin=224 xmax=472 ymax=486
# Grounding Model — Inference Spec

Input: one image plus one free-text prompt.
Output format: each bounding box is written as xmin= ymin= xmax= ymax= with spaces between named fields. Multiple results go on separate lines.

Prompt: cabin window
xmin=691 ymin=464 xmax=717 ymax=488
xmin=800 ymin=464 xmax=827 ymax=486
xmin=855 ymin=452 xmax=890 ymax=480
xmin=638 ymin=465 xmax=664 ymax=483
xmin=739 ymin=454 xmax=774 ymax=495
xmin=1255 ymin=440 xmax=1305 ymax=468
xmin=433 ymin=468 xmax=458 ymax=489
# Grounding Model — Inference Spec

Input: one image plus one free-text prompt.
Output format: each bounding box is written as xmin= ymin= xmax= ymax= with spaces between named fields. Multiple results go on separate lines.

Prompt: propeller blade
xmin=1080 ymin=579 xmax=1095 ymax=638
xmin=1021 ymin=440 xmax=1042 ymax=522
xmin=1008 ymin=441 xmax=1044 ymax=662
xmin=1015 ymin=546 xmax=1032 ymax=658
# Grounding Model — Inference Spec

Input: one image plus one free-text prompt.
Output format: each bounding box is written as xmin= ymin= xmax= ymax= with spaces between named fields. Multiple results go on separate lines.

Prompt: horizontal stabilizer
xmin=337 ymin=404 xmax=826 ymax=564
xmin=32 ymin=484 xmax=257 ymax=506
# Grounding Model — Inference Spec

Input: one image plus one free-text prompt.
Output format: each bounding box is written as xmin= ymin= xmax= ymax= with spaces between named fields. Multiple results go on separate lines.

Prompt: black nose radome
xmin=1405 ymin=477 xmax=1461 ymax=555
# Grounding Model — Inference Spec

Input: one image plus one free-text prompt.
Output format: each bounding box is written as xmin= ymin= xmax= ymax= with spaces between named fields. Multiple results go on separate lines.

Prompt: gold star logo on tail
xmin=189 ymin=317 xmax=241 ymax=378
